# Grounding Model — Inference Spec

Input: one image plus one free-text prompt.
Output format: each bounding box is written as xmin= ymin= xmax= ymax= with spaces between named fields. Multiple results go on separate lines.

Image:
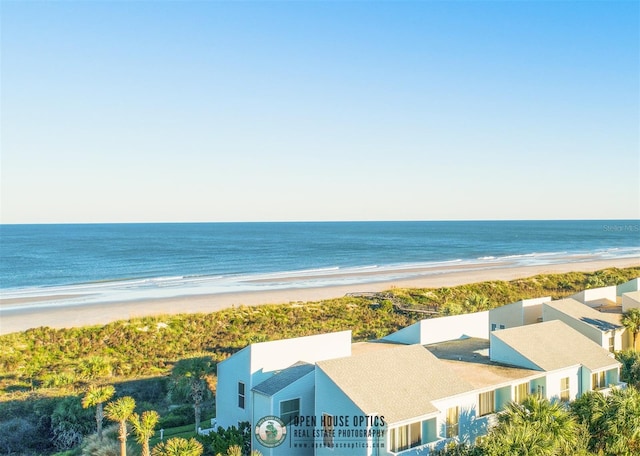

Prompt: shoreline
xmin=0 ymin=257 xmax=638 ymax=335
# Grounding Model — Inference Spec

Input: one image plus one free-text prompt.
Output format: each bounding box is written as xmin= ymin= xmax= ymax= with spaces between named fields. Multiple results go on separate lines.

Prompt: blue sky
xmin=2 ymin=1 xmax=638 ymax=223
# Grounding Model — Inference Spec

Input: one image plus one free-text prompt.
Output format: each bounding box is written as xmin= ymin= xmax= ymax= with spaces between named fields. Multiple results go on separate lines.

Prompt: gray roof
xmin=252 ymin=362 xmax=314 ymax=396
xmin=545 ymin=298 xmax=622 ymax=332
xmin=491 ymin=320 xmax=619 ymax=371
xmin=425 ymin=338 xmax=542 ymax=390
xmin=317 ymin=344 xmax=474 ymax=424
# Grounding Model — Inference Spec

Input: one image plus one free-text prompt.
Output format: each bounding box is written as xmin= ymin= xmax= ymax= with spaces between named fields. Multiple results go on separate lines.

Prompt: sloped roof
xmin=624 ymin=291 xmax=640 ymax=302
xmin=425 ymin=338 xmax=542 ymax=389
xmin=317 ymin=344 xmax=474 ymax=424
xmin=491 ymin=320 xmax=618 ymax=371
xmin=545 ymin=298 xmax=622 ymax=331
xmin=252 ymin=362 xmax=314 ymax=396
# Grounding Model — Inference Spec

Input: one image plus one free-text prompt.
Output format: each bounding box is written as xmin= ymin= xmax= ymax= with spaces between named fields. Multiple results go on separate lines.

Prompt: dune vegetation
xmin=0 ymin=266 xmax=638 ymax=455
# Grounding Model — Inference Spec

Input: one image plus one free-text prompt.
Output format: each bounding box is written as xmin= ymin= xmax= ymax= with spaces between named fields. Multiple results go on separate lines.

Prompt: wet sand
xmin=1 ymin=258 xmax=638 ymax=335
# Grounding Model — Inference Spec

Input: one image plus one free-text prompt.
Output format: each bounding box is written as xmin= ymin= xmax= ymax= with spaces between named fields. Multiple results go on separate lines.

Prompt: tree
xmin=81 ymin=424 xmax=135 ymax=456
xmin=50 ymin=396 xmax=95 ymax=451
xmin=571 ymin=386 xmax=640 ymax=455
xmin=480 ymin=395 xmax=588 ymax=455
xmin=617 ymin=350 xmax=640 ymax=387
xmin=171 ymin=357 xmax=213 ymax=432
xmin=104 ymin=396 xmax=136 ymax=456
xmin=464 ymin=294 xmax=490 ymax=311
xmin=224 ymin=445 xmax=242 ymax=456
xmin=151 ymin=437 xmax=203 ymax=456
xmin=622 ymin=308 xmax=640 ymax=350
xmin=201 ymin=422 xmax=252 ymax=456
xmin=129 ymin=410 xmax=160 ymax=456
xmin=82 ymin=384 xmax=116 ymax=440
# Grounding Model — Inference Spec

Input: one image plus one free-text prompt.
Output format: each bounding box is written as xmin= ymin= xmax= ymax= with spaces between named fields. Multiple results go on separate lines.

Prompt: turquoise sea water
xmin=0 ymin=220 xmax=638 ymax=306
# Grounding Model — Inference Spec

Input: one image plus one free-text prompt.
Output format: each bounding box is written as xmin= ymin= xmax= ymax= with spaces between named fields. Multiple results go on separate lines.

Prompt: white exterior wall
xmin=489 ymin=334 xmax=541 ymax=370
xmin=544 ymin=367 xmax=581 ymax=402
xmin=489 ymin=297 xmax=550 ymax=333
xmin=216 ymin=331 xmax=352 ymax=429
xmin=522 ymin=297 xmax=550 ymax=325
xmin=383 ymin=321 xmax=421 ymax=344
xmin=384 ymin=312 xmax=488 ymax=345
xmin=618 ymin=279 xmax=640 ymax=296
xmin=314 ymin=368 xmax=371 ymax=456
xmin=571 ymin=286 xmax=617 ymax=307
xmin=250 ymin=331 xmax=352 ymax=377
xmin=252 ymin=372 xmax=315 ymax=456
xmin=431 ymin=392 xmax=485 ymax=447
xmin=622 ymin=291 xmax=640 ymax=312
xmin=488 ymin=301 xmax=524 ymax=333
xmin=216 ymin=347 xmax=252 ymax=428
xmin=580 ymin=367 xmax=592 ymax=393
xmin=419 ymin=312 xmax=489 ymax=345
xmin=542 ymin=304 xmax=605 ymax=349
xmin=612 ymin=328 xmax=627 ymax=351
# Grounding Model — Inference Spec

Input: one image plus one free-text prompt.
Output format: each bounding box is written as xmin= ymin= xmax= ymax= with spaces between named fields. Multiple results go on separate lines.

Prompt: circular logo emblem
xmin=255 ymin=416 xmax=287 ymax=448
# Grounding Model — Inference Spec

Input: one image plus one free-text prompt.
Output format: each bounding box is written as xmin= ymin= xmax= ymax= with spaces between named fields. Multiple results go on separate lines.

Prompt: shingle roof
xmin=491 ymin=320 xmax=619 ymax=371
xmin=252 ymin=362 xmax=314 ymax=396
xmin=545 ymin=298 xmax=622 ymax=331
xmin=317 ymin=344 xmax=474 ymax=424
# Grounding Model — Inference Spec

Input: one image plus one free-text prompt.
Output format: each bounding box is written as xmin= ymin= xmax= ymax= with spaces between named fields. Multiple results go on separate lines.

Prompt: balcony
xmin=596 ymin=381 xmax=627 ymax=397
xmin=388 ymin=437 xmax=448 ymax=456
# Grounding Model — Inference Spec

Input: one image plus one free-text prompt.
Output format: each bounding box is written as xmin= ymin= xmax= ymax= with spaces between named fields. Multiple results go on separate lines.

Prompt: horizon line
xmin=1 ymin=218 xmax=639 ymax=226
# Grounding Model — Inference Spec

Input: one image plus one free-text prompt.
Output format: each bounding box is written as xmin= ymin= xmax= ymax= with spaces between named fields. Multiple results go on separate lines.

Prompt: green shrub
xmin=50 ymin=396 xmax=94 ymax=450
xmin=158 ymin=405 xmax=194 ymax=428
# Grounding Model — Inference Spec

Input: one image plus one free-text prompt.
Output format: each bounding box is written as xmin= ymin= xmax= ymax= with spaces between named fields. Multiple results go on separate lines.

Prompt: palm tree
xmin=104 ymin=396 xmax=136 ymax=456
xmin=225 ymin=446 xmax=242 ymax=456
xmin=129 ymin=410 xmax=159 ymax=456
xmin=622 ymin=308 xmax=640 ymax=350
xmin=464 ymin=293 xmax=490 ymax=311
xmin=599 ymin=386 xmax=640 ymax=455
xmin=78 ymin=355 xmax=113 ymax=380
xmin=151 ymin=437 xmax=203 ymax=456
xmin=571 ymin=386 xmax=640 ymax=455
xmin=171 ymin=357 xmax=213 ymax=432
xmin=481 ymin=394 xmax=587 ymax=455
xmin=82 ymin=384 xmax=115 ymax=440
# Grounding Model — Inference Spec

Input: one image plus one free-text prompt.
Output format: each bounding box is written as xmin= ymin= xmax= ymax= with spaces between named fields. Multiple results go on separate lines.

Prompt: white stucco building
xmin=215 ymin=283 xmax=631 ymax=455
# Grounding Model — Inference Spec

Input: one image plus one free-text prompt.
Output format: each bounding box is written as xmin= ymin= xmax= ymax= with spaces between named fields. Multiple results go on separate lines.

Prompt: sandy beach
xmin=1 ymin=258 xmax=638 ymax=335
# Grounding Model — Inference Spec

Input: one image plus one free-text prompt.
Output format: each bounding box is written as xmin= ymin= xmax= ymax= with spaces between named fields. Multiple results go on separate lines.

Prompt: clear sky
xmin=1 ymin=1 xmax=638 ymax=223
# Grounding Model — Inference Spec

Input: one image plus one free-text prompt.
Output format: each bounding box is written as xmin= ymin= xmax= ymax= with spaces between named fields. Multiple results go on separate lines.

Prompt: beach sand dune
xmin=1 ymin=258 xmax=638 ymax=335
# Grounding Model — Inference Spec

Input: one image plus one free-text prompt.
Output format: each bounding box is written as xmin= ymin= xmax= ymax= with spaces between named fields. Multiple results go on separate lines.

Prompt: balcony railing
xmin=388 ymin=437 xmax=448 ymax=456
xmin=596 ymin=381 xmax=627 ymax=396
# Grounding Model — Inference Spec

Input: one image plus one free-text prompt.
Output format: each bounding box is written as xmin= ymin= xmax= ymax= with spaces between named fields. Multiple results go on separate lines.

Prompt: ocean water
xmin=0 ymin=221 xmax=638 ymax=307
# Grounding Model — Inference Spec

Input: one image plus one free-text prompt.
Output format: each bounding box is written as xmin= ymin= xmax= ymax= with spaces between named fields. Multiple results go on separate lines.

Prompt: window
xmin=390 ymin=421 xmax=421 ymax=452
xmin=608 ymin=334 xmax=615 ymax=353
xmin=478 ymin=390 xmax=495 ymax=416
xmin=322 ymin=414 xmax=334 ymax=447
xmin=560 ymin=377 xmax=570 ymax=402
xmin=491 ymin=323 xmax=497 ymax=331
xmin=238 ymin=382 xmax=245 ymax=409
xmin=592 ymin=371 xmax=606 ymax=390
xmin=536 ymin=384 xmax=545 ymax=398
xmin=445 ymin=407 xmax=459 ymax=438
xmin=514 ymin=382 xmax=529 ymax=403
xmin=499 ymin=324 xmax=505 ymax=330
xmin=280 ymin=398 xmax=300 ymax=426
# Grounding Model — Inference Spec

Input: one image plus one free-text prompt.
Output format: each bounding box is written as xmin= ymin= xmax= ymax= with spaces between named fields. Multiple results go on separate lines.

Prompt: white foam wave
xmin=2 ymin=247 xmax=639 ymax=311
